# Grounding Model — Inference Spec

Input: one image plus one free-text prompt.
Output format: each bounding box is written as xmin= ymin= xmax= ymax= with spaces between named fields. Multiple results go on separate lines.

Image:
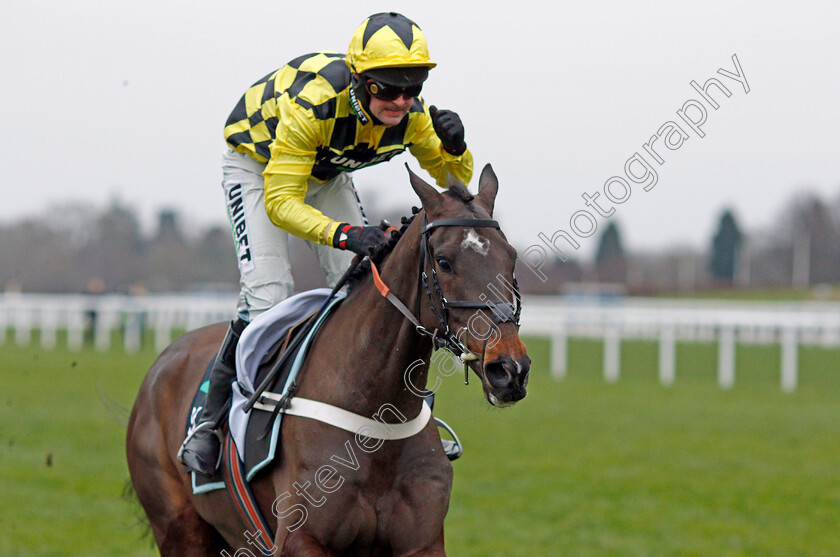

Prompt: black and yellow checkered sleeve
xmin=262 ymin=96 xmax=336 ymax=245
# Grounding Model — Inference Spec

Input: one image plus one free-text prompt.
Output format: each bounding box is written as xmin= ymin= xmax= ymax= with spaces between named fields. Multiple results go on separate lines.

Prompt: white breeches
xmin=221 ymin=148 xmax=366 ymax=321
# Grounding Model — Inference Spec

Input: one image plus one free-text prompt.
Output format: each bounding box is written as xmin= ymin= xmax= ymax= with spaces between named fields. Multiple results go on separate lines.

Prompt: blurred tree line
xmin=514 ymin=190 xmax=840 ymax=296
xmin=0 ymin=201 xmax=240 ymax=294
xmin=3 ymin=190 xmax=840 ymax=296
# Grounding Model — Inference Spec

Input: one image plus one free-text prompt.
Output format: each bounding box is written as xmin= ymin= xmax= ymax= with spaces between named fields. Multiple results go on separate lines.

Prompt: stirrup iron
xmin=434 ymin=417 xmax=463 ymax=461
xmin=177 ymin=421 xmax=225 ymax=471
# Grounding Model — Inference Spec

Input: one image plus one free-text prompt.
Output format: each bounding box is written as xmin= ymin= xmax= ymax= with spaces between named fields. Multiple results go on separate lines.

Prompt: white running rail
xmin=0 ymin=292 xmax=235 ymax=354
xmin=521 ymin=296 xmax=840 ymax=392
xmin=2 ymin=293 xmax=839 ymax=392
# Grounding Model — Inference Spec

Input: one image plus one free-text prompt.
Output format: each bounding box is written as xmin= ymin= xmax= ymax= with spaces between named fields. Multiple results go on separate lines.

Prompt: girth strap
xmin=253 ymin=394 xmax=433 ymax=440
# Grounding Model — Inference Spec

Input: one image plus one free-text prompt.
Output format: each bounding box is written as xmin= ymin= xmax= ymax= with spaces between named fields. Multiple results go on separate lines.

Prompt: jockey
xmin=179 ymin=12 xmax=473 ymax=475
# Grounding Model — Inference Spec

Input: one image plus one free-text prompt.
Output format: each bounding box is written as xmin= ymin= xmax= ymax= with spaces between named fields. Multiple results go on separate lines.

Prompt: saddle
xmin=186 ymin=288 xmax=343 ymax=494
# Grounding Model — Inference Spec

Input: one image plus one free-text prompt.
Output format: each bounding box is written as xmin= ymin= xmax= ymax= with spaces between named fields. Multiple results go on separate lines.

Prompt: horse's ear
xmin=474 ymin=163 xmax=499 ymax=216
xmin=406 ymin=164 xmax=442 ymax=211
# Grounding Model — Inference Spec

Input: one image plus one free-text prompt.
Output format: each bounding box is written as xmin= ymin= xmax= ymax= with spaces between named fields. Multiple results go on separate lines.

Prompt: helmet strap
xmin=349 ymin=73 xmax=383 ymax=126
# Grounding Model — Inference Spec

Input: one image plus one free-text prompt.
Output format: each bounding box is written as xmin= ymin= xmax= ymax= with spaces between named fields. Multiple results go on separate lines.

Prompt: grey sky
xmin=2 ymin=0 xmax=838 ymax=257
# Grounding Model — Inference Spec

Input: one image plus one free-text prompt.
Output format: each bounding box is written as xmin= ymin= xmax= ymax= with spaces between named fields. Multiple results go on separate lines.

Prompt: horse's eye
xmin=436 ymin=257 xmax=452 ymax=272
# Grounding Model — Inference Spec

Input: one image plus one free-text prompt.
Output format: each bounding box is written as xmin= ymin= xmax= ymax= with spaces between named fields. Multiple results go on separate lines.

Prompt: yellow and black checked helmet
xmin=346 ymin=12 xmax=436 ymax=78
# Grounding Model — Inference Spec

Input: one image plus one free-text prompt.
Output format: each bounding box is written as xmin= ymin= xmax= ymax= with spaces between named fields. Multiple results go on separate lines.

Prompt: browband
xmin=424 ymin=218 xmax=500 ymax=232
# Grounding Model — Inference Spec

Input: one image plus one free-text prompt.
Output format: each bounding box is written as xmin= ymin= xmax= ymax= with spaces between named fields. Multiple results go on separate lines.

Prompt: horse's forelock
xmin=443 ymin=184 xmax=474 ymax=204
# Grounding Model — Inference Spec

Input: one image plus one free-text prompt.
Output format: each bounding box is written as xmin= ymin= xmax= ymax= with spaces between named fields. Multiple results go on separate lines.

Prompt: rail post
xmin=717 ymin=326 xmax=736 ymax=389
xmin=551 ymin=326 xmax=568 ymax=380
xmin=604 ymin=325 xmax=620 ymax=383
xmin=780 ymin=327 xmax=798 ymax=393
xmin=658 ymin=326 xmax=676 ymax=386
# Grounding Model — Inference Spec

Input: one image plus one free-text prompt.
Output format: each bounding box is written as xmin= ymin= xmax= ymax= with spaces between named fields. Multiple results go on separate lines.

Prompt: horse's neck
xmin=328 ymin=227 xmax=433 ymax=417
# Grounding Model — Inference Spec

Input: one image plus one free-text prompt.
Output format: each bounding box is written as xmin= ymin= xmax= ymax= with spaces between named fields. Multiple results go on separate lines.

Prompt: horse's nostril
xmin=519 ymin=356 xmax=531 ymax=377
xmin=518 ymin=356 xmax=532 ymax=387
xmin=484 ymin=357 xmax=517 ymax=389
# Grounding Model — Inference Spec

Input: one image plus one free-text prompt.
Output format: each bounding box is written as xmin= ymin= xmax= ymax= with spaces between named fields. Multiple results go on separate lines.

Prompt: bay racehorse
xmin=126 ymin=164 xmax=530 ymax=555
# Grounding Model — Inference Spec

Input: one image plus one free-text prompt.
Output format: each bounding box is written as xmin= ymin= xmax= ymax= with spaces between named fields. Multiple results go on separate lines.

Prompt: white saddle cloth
xmin=228 ymin=288 xmax=342 ymax=461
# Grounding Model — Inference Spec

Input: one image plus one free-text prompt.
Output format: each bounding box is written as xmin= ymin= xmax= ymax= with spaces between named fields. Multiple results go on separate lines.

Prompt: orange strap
xmin=369 ymin=261 xmax=425 ymax=330
xmin=369 ymin=261 xmax=390 ymax=298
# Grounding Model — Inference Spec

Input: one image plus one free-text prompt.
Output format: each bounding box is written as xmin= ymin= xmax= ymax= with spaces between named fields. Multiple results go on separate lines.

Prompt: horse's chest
xmin=289 ymin=451 xmax=452 ymax=551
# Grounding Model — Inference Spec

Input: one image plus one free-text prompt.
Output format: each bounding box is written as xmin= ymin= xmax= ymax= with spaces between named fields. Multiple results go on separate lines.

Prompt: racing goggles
xmin=365 ymin=79 xmax=422 ymax=101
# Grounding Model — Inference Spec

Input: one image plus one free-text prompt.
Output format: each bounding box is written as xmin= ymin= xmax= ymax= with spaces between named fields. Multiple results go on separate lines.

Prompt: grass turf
xmin=1 ymin=335 xmax=838 ymax=555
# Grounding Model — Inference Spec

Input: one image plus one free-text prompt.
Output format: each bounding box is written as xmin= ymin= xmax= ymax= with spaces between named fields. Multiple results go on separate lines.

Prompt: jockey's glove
xmin=430 ymin=106 xmax=466 ymax=156
xmin=333 ymin=223 xmax=387 ymax=256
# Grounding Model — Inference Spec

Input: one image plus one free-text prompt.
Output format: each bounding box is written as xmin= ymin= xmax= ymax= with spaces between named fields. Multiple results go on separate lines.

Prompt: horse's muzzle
xmin=483 ymin=355 xmax=530 ymax=407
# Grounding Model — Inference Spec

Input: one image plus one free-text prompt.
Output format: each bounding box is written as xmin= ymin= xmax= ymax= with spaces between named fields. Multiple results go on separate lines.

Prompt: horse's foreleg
xmin=158 ymin=504 xmax=229 ymax=557
xmin=282 ymin=532 xmax=335 ymax=556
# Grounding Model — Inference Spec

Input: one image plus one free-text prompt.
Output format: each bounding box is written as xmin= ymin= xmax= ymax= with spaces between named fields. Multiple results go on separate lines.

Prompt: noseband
xmin=371 ymin=214 xmax=522 ymax=362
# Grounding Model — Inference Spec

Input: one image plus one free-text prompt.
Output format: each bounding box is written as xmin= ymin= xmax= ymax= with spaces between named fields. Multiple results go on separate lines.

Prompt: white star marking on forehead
xmin=461 ymin=229 xmax=490 ymax=256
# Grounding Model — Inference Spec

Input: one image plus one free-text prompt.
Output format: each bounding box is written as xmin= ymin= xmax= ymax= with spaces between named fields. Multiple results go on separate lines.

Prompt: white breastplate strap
xmin=252 ymin=393 xmax=432 ymax=440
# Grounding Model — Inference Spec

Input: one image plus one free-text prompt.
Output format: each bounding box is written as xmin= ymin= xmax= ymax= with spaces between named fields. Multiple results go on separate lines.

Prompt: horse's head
xmin=407 ymin=164 xmax=530 ymax=407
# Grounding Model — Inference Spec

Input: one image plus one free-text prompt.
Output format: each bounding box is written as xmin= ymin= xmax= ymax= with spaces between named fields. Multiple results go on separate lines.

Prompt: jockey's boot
xmin=178 ymin=318 xmax=248 ymax=475
xmin=425 ymin=394 xmax=463 ymax=461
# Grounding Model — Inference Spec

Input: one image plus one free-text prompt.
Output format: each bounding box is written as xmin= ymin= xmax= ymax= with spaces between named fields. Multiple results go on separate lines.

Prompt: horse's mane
xmin=346 ymin=184 xmax=476 ymax=292
xmin=346 ymin=209 xmax=418 ymax=292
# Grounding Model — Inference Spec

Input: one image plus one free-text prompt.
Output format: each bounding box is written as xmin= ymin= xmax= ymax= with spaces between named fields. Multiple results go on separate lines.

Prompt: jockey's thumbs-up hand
xmin=429 ymin=105 xmax=466 ymax=156
xmin=333 ymin=223 xmax=387 ymax=256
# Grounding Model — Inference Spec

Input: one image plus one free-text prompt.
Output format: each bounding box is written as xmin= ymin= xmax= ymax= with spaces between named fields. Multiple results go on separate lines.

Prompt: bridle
xmin=244 ymin=212 xmax=522 ymax=414
xmin=370 ymin=214 xmax=522 ymax=363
